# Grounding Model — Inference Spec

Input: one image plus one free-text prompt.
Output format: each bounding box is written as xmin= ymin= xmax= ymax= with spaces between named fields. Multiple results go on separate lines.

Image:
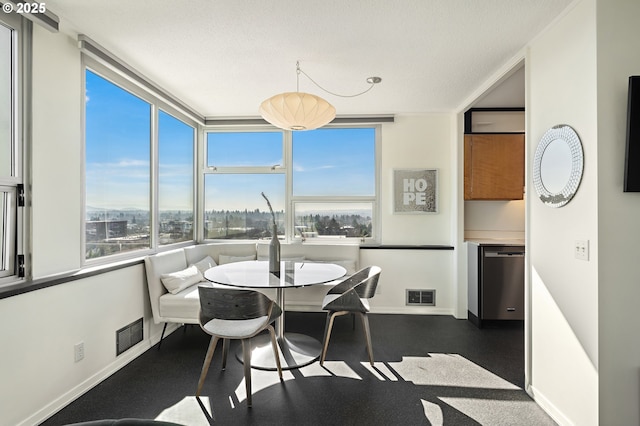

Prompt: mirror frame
xmin=533 ymin=124 xmax=584 ymax=208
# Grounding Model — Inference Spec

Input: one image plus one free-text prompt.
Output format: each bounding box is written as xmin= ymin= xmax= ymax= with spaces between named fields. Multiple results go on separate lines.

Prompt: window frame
xmin=202 ymin=124 xmax=380 ymax=244
xmin=0 ymin=13 xmax=26 ymax=286
xmin=82 ymin=56 xmax=199 ymax=265
xmin=157 ymin=108 xmax=196 ymax=246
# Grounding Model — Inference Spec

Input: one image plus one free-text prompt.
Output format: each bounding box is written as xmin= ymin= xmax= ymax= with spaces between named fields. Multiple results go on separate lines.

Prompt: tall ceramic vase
xmin=269 ymin=224 xmax=281 ymax=276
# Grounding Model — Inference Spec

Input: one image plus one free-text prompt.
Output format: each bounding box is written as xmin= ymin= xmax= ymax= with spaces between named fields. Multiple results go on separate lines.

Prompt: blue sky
xmin=86 ymin=70 xmax=193 ymax=211
xmin=86 ymin=70 xmax=375 ymax=213
xmin=85 ymin=70 xmax=151 ymax=210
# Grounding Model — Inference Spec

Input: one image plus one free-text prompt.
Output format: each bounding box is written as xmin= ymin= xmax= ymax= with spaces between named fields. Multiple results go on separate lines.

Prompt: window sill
xmin=0 ymin=257 xmax=144 ymax=301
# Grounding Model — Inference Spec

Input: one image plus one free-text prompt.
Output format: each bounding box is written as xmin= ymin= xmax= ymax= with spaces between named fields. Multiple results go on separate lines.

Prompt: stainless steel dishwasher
xmin=481 ymin=246 xmax=525 ymax=321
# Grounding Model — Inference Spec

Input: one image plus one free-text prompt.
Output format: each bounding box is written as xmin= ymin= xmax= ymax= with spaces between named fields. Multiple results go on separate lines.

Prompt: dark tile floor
xmin=41 ymin=313 xmax=556 ymax=426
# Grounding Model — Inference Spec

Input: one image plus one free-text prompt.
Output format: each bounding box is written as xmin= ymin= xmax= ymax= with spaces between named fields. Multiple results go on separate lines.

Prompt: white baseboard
xmin=286 ymin=304 xmax=454 ymax=316
xmin=371 ymin=306 xmax=454 ymax=316
xmin=528 ymin=384 xmax=574 ymax=426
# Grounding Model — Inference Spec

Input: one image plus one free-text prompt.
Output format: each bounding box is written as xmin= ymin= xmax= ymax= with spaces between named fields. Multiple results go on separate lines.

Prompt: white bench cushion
xmin=158 ymin=283 xmax=202 ymax=322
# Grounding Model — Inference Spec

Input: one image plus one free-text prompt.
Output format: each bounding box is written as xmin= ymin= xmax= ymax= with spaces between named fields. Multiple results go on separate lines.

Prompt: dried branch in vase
xmin=261 ymin=192 xmax=277 ymax=228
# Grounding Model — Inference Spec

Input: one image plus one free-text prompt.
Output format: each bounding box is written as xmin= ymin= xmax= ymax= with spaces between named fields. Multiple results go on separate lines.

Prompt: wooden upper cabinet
xmin=464 ymin=134 xmax=525 ymax=200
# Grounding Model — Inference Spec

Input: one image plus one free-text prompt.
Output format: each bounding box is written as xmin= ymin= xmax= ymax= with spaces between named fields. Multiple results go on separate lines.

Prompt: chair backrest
xmin=328 ymin=265 xmax=381 ymax=299
xmin=354 ymin=266 xmax=381 ymax=299
xmin=197 ymin=286 xmax=275 ymax=325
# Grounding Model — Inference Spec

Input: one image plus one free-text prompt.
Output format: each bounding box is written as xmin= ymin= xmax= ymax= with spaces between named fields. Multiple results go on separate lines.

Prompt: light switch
xmin=575 ymin=240 xmax=589 ymax=261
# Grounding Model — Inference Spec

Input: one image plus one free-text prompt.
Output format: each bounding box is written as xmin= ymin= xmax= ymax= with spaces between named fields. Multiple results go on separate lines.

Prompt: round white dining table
xmin=204 ymin=260 xmax=346 ymax=370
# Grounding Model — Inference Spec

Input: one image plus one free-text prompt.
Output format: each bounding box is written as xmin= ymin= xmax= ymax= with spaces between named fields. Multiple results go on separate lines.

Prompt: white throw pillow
xmin=218 ymin=254 xmax=256 ymax=265
xmin=160 ymin=265 xmax=203 ymax=294
xmin=190 ymin=255 xmax=217 ymax=275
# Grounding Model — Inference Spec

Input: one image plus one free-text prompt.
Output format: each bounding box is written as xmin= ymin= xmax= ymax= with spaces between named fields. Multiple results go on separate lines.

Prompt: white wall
xmin=362 ymin=248 xmax=453 ymax=315
xmin=527 ymin=0 xmax=599 ymax=424
xmin=379 ymin=114 xmax=453 ymax=245
xmin=30 ymin=24 xmax=83 ymax=278
xmin=595 ymin=0 xmax=640 ymax=423
xmin=0 ymin=266 xmax=156 ymax=426
xmin=0 ymin=27 xmax=460 ymax=426
xmin=464 ymin=199 xmax=525 ymax=240
xmin=366 ymin=114 xmax=456 ymax=315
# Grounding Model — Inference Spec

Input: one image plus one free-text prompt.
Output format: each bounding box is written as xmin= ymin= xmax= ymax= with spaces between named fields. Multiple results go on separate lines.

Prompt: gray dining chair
xmin=320 ymin=265 xmax=382 ymax=366
xmin=196 ymin=286 xmax=283 ymax=407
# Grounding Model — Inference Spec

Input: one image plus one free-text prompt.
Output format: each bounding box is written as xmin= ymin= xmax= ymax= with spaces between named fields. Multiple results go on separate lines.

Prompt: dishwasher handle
xmin=484 ymin=251 xmax=525 ymax=258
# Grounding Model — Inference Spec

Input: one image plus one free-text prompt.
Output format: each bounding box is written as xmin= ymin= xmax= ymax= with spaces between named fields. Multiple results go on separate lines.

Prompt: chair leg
xmin=157 ymin=323 xmax=168 ymax=351
xmin=320 ymin=313 xmax=334 ymax=366
xmin=241 ymin=339 xmax=253 ymax=407
xmin=267 ymin=325 xmax=283 ymax=380
xmin=196 ymin=336 xmax=219 ymax=396
xmin=360 ymin=313 xmax=374 ymax=366
xmin=221 ymin=338 xmax=229 ymax=370
xmin=321 ymin=311 xmax=347 ymax=365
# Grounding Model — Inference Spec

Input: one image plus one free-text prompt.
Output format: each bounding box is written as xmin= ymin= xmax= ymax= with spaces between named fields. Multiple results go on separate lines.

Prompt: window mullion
xmin=150 ymin=105 xmax=159 ymax=250
xmin=196 ymin=126 xmax=205 ymax=242
xmin=284 ymin=130 xmax=292 ymax=242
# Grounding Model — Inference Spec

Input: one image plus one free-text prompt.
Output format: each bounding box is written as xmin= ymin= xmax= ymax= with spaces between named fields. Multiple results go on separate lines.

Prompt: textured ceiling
xmin=45 ymin=0 xmax=572 ymax=118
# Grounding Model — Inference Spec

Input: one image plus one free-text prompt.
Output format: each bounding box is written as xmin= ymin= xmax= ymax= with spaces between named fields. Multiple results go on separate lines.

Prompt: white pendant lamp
xmin=259 ymin=61 xmax=381 ymax=131
xmin=259 ymin=91 xmax=336 ymax=131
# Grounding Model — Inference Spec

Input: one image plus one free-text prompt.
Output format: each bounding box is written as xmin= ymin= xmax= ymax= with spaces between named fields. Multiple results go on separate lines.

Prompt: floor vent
xmin=116 ymin=318 xmax=143 ymax=356
xmin=406 ymin=289 xmax=436 ymax=306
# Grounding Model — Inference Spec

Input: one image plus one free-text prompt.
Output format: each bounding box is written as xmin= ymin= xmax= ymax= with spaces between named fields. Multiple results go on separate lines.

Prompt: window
xmin=85 ymin=70 xmax=151 ymax=259
xmin=292 ymin=128 xmax=376 ymax=240
xmin=84 ymin=63 xmax=197 ymax=261
xmin=0 ymin=15 xmax=24 ymax=283
xmin=0 ymin=185 xmax=18 ymax=279
xmin=1 ymin=24 xmax=12 ymax=177
xmin=204 ymin=131 xmax=285 ymax=239
xmin=204 ymin=127 xmax=378 ymax=242
xmin=292 ymin=128 xmax=375 ymax=196
xmin=207 ymin=131 xmax=282 ymax=168
xmin=158 ymin=110 xmax=194 ymax=245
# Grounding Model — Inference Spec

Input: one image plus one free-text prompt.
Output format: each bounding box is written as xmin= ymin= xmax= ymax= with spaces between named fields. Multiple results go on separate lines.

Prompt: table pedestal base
xmin=236 ymin=332 xmax=322 ymax=370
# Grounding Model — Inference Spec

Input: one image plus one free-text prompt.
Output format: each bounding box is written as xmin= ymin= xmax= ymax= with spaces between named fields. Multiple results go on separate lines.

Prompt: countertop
xmin=465 ymin=238 xmax=525 ymax=246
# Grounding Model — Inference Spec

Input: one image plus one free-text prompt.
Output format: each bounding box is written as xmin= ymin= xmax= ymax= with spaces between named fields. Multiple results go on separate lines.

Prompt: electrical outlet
xmin=575 ymin=240 xmax=589 ymax=261
xmin=74 ymin=342 xmax=85 ymax=362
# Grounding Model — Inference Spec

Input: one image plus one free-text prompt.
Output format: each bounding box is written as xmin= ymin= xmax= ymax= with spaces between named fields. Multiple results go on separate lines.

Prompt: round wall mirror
xmin=533 ymin=124 xmax=584 ymax=208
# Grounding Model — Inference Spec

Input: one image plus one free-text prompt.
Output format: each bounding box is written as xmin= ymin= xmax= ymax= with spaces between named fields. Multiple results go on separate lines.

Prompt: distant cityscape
xmin=85 ymin=208 xmax=372 ymax=258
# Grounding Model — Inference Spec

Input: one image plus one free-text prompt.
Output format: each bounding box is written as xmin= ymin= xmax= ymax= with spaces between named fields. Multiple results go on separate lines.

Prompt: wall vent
xmin=116 ymin=318 xmax=143 ymax=356
xmin=406 ymin=289 xmax=436 ymax=306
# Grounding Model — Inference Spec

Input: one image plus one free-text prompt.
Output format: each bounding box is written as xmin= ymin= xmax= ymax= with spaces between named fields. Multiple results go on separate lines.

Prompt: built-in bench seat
xmin=144 ymin=242 xmax=359 ymax=344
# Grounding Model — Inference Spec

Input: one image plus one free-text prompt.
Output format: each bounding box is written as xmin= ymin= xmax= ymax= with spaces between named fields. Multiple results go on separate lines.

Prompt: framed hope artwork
xmin=393 ymin=169 xmax=438 ymax=214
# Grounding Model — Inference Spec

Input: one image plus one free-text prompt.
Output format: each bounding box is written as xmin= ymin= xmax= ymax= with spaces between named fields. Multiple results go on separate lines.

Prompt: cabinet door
xmin=464 ymin=134 xmax=524 ymax=200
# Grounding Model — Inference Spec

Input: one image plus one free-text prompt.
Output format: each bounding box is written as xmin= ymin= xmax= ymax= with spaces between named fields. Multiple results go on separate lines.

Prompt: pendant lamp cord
xmin=295 ymin=61 xmax=380 ymax=98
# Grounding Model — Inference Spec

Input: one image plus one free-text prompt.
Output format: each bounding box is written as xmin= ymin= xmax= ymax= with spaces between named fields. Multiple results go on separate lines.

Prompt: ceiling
xmin=44 ymin=0 xmax=572 ymax=119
